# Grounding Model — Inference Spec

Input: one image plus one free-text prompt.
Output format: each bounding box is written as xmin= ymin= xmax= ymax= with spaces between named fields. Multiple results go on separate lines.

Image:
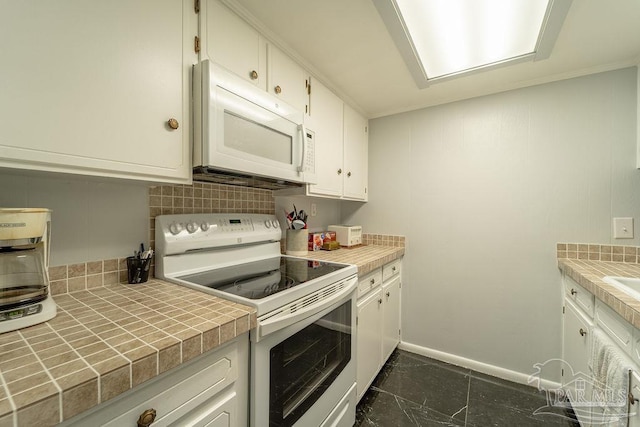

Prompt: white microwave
xmin=193 ymin=60 xmax=316 ymax=188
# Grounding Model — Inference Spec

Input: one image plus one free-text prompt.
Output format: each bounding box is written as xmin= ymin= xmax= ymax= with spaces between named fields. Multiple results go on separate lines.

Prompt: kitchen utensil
xmin=292 ymin=219 xmax=306 ymax=230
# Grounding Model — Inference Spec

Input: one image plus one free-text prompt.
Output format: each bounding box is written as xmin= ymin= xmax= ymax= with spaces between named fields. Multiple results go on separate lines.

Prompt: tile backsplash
xmin=149 ymin=182 xmax=275 ymax=249
xmin=363 ymin=234 xmax=406 ymax=247
xmin=557 ymin=243 xmax=640 ymax=263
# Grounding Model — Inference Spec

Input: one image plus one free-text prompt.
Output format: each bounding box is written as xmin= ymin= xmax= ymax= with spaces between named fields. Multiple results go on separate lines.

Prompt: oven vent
xmin=288 ymin=280 xmax=347 ymax=314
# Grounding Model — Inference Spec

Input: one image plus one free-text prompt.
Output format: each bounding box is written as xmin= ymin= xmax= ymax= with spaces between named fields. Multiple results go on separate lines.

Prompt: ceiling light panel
xmin=397 ymin=0 xmax=549 ymax=79
xmin=374 ymin=0 xmax=572 ymax=87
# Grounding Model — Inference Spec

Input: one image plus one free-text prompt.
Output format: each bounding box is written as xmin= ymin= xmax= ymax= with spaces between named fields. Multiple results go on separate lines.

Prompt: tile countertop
xmin=558 ymin=258 xmax=640 ymax=328
xmin=297 ymin=244 xmax=405 ymax=276
xmin=0 ymin=279 xmax=256 ymax=427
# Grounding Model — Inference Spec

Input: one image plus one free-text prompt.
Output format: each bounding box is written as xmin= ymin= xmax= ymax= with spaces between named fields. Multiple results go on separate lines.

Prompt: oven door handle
xmin=257 ymin=276 xmax=357 ymax=339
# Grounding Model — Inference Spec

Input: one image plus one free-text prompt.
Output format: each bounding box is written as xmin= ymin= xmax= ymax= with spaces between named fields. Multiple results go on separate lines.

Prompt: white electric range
xmin=155 ymin=213 xmax=358 ymax=427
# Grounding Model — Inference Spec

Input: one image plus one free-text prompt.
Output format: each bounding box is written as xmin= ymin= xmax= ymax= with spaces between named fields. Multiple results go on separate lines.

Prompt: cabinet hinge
xmin=562 ymin=306 xmax=565 ymax=314
xmin=365 ymin=187 xmax=367 ymax=194
xmin=365 ymin=126 xmax=368 ymax=133
xmin=399 ymin=328 xmax=401 ymax=336
xmin=356 ymin=317 xmax=358 ymax=326
xmin=194 ymin=36 xmax=200 ymax=53
xmin=561 ymin=368 xmax=564 ymax=377
xmin=194 ymin=0 xmax=200 ymax=13
xmin=307 ymin=82 xmax=311 ymax=95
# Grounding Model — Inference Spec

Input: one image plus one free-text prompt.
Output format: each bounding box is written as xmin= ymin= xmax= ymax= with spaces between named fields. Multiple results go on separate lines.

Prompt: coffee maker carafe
xmin=0 ymin=208 xmax=56 ymax=333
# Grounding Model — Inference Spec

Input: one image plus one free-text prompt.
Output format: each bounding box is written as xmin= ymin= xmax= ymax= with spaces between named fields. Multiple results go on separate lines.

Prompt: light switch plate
xmin=613 ymin=217 xmax=634 ymax=239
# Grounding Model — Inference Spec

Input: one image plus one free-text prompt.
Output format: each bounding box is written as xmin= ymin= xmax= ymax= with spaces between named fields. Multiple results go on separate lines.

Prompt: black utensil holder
xmin=126 ymin=256 xmax=151 ymax=284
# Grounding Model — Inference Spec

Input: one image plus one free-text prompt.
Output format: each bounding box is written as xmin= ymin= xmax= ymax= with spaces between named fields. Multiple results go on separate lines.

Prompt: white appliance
xmin=155 ymin=213 xmax=357 ymax=427
xmin=0 ymin=208 xmax=56 ymax=333
xmin=193 ymin=60 xmax=316 ymax=190
xmin=328 ymin=225 xmax=363 ymax=247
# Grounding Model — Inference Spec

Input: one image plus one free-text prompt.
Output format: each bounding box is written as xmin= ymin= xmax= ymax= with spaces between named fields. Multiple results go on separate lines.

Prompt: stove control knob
xmin=271 ymin=220 xmax=279 ymax=228
xmin=186 ymin=222 xmax=199 ymax=234
xmin=200 ymin=222 xmax=210 ymax=231
xmin=169 ymin=222 xmax=183 ymax=235
xmin=264 ymin=220 xmax=271 ymax=228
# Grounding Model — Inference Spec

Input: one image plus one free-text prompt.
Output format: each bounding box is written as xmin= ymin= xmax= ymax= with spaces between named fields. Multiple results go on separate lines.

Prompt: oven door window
xmin=269 ymin=299 xmax=352 ymax=427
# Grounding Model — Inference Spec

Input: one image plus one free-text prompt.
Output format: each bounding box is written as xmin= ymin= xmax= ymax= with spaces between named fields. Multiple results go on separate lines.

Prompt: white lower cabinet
xmin=356 ymin=288 xmax=383 ymax=401
xmin=61 ymin=335 xmax=248 ymax=427
xmin=382 ymin=276 xmax=401 ymax=362
xmin=561 ymin=272 xmax=640 ymax=427
xmin=356 ymin=259 xmax=402 ymax=402
xmin=562 ymin=299 xmax=593 ymax=427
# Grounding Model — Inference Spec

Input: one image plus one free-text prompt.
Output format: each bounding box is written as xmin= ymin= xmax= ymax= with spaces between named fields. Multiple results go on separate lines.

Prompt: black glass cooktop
xmin=177 ymin=257 xmax=348 ymax=300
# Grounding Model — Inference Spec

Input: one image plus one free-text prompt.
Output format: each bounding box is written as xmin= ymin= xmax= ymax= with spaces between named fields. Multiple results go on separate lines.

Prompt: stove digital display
xmin=229 ymin=219 xmax=241 ymax=224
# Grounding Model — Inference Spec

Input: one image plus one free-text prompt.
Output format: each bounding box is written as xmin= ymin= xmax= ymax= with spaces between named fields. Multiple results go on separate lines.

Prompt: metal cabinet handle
xmin=337 ymin=168 xmax=342 ymax=175
xmin=137 ymin=409 xmax=157 ymax=427
xmin=347 ymin=171 xmax=352 ymax=177
xmin=392 ymin=266 xmax=397 ymax=272
xmin=370 ymin=278 xmax=375 ymax=285
xmin=386 ymin=291 xmax=390 ymax=297
xmin=579 ymin=328 xmax=587 ymax=337
xmin=250 ymin=70 xmax=258 ymax=80
xmin=378 ymin=298 xmax=382 ymax=305
xmin=274 ymin=85 xmax=282 ymax=94
xmin=167 ymin=118 xmax=179 ymax=130
xmin=570 ymin=289 xmax=577 ymax=295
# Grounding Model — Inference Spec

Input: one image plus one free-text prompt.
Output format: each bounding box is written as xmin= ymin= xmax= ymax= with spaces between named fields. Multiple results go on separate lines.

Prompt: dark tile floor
xmin=355 ymin=349 xmax=580 ymax=427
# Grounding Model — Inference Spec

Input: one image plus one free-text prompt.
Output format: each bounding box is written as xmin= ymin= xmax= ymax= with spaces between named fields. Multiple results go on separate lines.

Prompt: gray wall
xmin=0 ymin=170 xmax=149 ymax=266
xmin=342 ymin=67 xmax=640 ymax=380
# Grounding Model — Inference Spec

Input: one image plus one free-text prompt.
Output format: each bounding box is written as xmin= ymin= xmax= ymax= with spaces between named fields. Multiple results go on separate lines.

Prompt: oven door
xmin=251 ymin=282 xmax=356 ymax=427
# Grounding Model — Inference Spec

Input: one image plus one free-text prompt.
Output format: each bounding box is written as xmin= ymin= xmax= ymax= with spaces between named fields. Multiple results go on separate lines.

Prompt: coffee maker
xmin=0 ymin=208 xmax=56 ymax=333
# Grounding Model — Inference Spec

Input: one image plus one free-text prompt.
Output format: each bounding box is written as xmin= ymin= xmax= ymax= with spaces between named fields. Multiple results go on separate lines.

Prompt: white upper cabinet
xmin=343 ymin=104 xmax=369 ymax=201
xmin=202 ymin=0 xmax=309 ymax=114
xmin=301 ymin=83 xmax=368 ymax=201
xmin=203 ymin=0 xmax=266 ymax=87
xmin=0 ymin=0 xmax=194 ymax=183
xmin=305 ymin=79 xmax=344 ymax=198
xmin=267 ymin=44 xmax=310 ymax=114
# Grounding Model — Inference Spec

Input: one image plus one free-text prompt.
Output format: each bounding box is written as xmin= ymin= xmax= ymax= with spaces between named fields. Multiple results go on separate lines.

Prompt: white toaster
xmin=328 ymin=225 xmax=362 ymax=247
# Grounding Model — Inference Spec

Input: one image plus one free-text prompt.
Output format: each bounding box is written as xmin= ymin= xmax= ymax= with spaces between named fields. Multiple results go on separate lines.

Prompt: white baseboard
xmin=398 ymin=341 xmax=562 ymax=392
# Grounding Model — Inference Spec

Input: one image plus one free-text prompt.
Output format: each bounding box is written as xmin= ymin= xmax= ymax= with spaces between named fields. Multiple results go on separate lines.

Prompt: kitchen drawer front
xmin=595 ymin=301 xmax=633 ymax=356
xmin=564 ymin=275 xmax=594 ymax=318
xmin=382 ymin=259 xmax=401 ymax=282
xmin=358 ymin=268 xmax=383 ymax=299
xmin=64 ymin=336 xmax=245 ymax=427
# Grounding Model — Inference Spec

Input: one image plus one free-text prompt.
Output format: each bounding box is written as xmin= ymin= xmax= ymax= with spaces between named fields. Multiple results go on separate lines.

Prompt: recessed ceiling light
xmin=373 ymin=0 xmax=573 ymax=87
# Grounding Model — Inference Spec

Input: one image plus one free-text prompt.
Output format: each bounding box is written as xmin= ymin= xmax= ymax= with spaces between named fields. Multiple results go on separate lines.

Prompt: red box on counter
xmin=323 ymin=231 xmax=337 ymax=243
xmin=308 ymin=233 xmax=324 ymax=251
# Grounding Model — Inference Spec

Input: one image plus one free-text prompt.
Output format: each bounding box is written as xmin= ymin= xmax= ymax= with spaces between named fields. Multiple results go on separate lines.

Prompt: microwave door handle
xmin=297 ymin=124 xmax=306 ymax=174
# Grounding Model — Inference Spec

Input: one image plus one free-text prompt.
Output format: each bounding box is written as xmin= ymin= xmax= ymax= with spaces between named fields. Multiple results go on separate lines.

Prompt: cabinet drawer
xmin=64 ymin=337 xmax=244 ymax=426
xmin=358 ymin=268 xmax=382 ymax=299
xmin=564 ymin=275 xmax=594 ymax=317
xmin=382 ymin=259 xmax=401 ymax=282
xmin=595 ymin=301 xmax=633 ymax=356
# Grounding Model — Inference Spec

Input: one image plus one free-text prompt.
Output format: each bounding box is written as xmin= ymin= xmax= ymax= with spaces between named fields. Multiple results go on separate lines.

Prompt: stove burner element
xmin=177 ymin=257 xmax=349 ymax=300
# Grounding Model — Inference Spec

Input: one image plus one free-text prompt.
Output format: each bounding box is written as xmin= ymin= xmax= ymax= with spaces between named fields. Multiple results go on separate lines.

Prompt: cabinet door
xmin=629 ymin=371 xmax=640 ymax=427
xmin=204 ymin=0 xmax=266 ymax=88
xmin=306 ymin=79 xmax=344 ymax=197
xmin=382 ymin=276 xmax=401 ymax=362
xmin=356 ymin=289 xmax=383 ymax=401
xmin=0 ymin=0 xmax=191 ymax=183
xmin=343 ymin=104 xmax=368 ymax=201
xmin=267 ymin=44 xmax=309 ymax=114
xmin=562 ymin=299 xmax=593 ymax=427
